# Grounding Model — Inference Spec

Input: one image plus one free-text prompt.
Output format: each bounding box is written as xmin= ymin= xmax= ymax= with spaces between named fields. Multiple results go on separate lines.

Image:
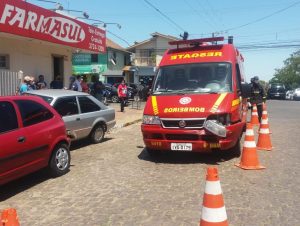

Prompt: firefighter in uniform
xmin=250 ymin=76 xmax=266 ymax=122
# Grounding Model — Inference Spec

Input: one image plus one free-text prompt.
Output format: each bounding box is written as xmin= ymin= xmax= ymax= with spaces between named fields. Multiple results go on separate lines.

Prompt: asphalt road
xmin=0 ymin=100 xmax=299 ymax=226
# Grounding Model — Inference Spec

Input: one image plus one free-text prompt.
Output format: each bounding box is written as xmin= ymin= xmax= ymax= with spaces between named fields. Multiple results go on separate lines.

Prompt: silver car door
xmin=77 ymin=96 xmax=102 ymax=138
xmin=53 ymin=96 xmax=82 ymax=139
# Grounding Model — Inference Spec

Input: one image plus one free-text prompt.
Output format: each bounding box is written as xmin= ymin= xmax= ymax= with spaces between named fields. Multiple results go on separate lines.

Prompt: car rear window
xmin=270 ymin=87 xmax=285 ymax=92
xmin=25 ymin=93 xmax=53 ymax=104
xmin=78 ymin=96 xmax=101 ymax=113
xmin=53 ymin=96 xmax=79 ymax=116
xmin=15 ymin=100 xmax=54 ymax=127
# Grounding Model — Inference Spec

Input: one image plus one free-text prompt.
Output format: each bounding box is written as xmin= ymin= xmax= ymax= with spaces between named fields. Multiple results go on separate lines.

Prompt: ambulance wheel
xmin=146 ymin=148 xmax=161 ymax=157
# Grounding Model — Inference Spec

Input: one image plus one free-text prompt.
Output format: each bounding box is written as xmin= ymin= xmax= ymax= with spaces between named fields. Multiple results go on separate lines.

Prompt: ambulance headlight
xmin=207 ymin=113 xmax=231 ymax=126
xmin=204 ymin=120 xmax=227 ymax=137
xmin=143 ymin=115 xmax=161 ymax=125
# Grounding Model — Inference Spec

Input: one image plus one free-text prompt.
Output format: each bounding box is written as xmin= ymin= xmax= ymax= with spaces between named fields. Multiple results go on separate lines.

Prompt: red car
xmin=0 ymin=96 xmax=71 ymax=185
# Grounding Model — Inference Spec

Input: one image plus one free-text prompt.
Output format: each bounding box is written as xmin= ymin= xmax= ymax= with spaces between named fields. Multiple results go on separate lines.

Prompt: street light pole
xmin=78 ymin=18 xmax=121 ymax=29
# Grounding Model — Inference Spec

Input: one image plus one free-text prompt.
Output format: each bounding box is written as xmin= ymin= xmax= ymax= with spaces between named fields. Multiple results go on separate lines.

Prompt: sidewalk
xmin=108 ymin=101 xmax=146 ymax=129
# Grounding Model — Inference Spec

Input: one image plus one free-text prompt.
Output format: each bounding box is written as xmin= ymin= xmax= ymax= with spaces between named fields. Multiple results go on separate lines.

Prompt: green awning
xmin=72 ymin=64 xmax=108 ymax=74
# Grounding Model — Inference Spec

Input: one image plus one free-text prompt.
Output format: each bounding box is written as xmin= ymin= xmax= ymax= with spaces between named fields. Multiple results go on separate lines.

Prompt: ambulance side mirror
xmin=240 ymin=83 xmax=251 ymax=98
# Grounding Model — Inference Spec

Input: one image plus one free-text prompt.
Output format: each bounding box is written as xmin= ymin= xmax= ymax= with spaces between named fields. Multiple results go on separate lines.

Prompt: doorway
xmin=52 ymin=56 xmax=64 ymax=84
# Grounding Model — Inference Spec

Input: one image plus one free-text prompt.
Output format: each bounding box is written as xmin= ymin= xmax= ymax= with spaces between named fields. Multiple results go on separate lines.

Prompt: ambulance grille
xmin=161 ymin=118 xmax=206 ymax=129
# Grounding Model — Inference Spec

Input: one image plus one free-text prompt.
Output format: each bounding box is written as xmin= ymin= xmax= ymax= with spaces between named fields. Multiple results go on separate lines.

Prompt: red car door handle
xmin=18 ymin=136 xmax=26 ymax=143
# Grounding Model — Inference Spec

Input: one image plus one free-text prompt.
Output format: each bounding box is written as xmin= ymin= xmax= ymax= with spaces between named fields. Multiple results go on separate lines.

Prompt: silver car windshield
xmin=153 ymin=63 xmax=232 ymax=94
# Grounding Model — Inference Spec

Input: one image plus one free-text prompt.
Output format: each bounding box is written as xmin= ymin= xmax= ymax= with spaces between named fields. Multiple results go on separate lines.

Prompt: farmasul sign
xmin=0 ymin=0 xmax=106 ymax=53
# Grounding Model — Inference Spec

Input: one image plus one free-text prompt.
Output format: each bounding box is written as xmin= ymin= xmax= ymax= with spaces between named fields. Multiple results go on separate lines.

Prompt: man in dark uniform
xmin=250 ymin=76 xmax=266 ymax=122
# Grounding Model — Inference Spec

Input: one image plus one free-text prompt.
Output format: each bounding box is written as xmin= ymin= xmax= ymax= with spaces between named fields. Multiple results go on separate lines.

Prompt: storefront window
xmin=91 ymin=54 xmax=98 ymax=63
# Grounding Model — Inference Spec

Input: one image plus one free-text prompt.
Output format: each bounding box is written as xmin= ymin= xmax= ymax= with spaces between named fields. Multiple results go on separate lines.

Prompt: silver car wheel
xmin=55 ymin=147 xmax=69 ymax=171
xmin=94 ymin=127 xmax=104 ymax=142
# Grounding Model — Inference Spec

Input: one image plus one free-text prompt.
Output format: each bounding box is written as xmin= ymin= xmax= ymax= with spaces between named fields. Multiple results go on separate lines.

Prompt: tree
xmin=269 ymin=50 xmax=300 ymax=89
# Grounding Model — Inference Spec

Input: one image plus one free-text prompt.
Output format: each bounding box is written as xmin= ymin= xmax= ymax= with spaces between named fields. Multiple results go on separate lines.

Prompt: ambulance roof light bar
xmin=169 ymin=37 xmax=224 ymax=49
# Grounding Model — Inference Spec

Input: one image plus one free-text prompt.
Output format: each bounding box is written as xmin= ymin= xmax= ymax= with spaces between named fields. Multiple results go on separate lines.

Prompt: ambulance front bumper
xmin=141 ymin=122 xmax=244 ymax=153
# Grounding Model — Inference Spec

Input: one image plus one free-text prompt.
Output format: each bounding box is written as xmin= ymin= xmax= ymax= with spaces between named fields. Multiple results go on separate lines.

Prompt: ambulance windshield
xmin=153 ymin=63 xmax=232 ymax=94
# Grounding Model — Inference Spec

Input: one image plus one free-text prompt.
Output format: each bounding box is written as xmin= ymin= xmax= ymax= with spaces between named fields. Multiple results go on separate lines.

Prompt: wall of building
xmin=107 ymin=49 xmax=127 ymax=71
xmin=133 ymin=36 xmax=174 ymax=66
xmin=155 ymin=36 xmax=173 ymax=55
xmin=0 ymin=36 xmax=73 ymax=87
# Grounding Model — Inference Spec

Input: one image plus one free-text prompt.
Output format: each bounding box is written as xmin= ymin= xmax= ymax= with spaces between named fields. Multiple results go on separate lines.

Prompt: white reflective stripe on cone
xmin=201 ymin=206 xmax=227 ymax=222
xmin=259 ymin=128 xmax=270 ymax=134
xmin=252 ymin=112 xmax=258 ymax=115
xmin=261 ymin=119 xmax=268 ymax=124
xmin=262 ymin=111 xmax=267 ymax=114
xmin=245 ymin=129 xmax=254 ymax=136
xmin=204 ymin=181 xmax=222 ymax=195
xmin=244 ymin=141 xmax=256 ymax=148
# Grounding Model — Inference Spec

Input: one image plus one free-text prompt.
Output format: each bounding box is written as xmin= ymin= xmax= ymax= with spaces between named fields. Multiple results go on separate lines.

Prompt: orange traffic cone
xmin=250 ymin=104 xmax=260 ymax=125
xmin=235 ymin=123 xmax=265 ymax=170
xmin=262 ymin=103 xmax=272 ymax=134
xmin=1 ymin=208 xmax=20 ymax=226
xmin=257 ymin=114 xmax=273 ymax=151
xmin=200 ymin=167 xmax=228 ymax=226
xmin=242 ymin=105 xmax=248 ymax=122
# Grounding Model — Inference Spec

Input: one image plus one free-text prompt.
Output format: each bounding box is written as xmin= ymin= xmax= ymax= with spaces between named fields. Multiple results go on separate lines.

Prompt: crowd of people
xmin=16 ymin=74 xmax=131 ymax=111
xmin=17 ymin=74 xmax=49 ymax=95
xmin=17 ymin=74 xmax=99 ymax=95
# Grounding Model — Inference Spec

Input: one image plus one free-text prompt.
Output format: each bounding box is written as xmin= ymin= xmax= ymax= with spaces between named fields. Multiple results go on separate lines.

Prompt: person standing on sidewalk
xmin=250 ymin=76 xmax=266 ymax=122
xmin=118 ymin=79 xmax=128 ymax=112
xmin=92 ymin=76 xmax=105 ymax=102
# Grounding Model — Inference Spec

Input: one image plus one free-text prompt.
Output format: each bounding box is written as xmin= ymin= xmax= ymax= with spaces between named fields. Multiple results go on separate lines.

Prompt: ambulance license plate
xmin=171 ymin=143 xmax=192 ymax=151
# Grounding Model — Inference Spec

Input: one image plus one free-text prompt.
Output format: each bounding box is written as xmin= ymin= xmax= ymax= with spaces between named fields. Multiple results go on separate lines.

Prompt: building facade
xmin=126 ymin=32 xmax=179 ymax=85
xmin=0 ymin=0 xmax=105 ymax=95
xmin=72 ymin=39 xmax=132 ymax=85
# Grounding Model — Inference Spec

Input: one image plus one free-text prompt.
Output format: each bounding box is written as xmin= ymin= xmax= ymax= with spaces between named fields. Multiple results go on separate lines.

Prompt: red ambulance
xmin=141 ymin=37 xmax=250 ymax=156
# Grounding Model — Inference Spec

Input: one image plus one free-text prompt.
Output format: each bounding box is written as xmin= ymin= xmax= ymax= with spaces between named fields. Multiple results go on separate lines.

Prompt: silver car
xmin=293 ymin=88 xmax=300 ymax=100
xmin=286 ymin=90 xmax=294 ymax=100
xmin=25 ymin=90 xmax=116 ymax=143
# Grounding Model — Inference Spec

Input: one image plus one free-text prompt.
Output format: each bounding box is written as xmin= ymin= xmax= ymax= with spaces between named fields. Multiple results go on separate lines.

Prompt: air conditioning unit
xmin=91 ymin=65 xmax=100 ymax=73
xmin=109 ymin=58 xmax=116 ymax=65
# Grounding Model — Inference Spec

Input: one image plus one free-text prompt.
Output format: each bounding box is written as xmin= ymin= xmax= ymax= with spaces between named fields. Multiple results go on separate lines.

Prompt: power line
xmin=143 ymin=0 xmax=185 ymax=32
xmin=238 ymin=44 xmax=300 ymax=49
xmin=204 ymin=0 xmax=225 ymax=28
xmin=240 ymin=45 xmax=300 ymax=52
xmin=183 ymin=0 xmax=216 ymax=30
xmin=106 ymin=30 xmax=131 ymax=47
xmin=190 ymin=1 xmax=300 ymax=37
xmin=195 ymin=0 xmax=220 ymax=29
xmin=226 ymin=1 xmax=300 ymax=32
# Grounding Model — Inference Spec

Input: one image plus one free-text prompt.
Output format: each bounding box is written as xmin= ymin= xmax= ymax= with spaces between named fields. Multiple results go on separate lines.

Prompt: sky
xmin=29 ymin=0 xmax=300 ymax=82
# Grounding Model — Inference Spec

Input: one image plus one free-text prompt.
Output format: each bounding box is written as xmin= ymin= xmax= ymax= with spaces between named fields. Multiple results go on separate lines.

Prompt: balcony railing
xmin=134 ymin=57 xmax=156 ymax=66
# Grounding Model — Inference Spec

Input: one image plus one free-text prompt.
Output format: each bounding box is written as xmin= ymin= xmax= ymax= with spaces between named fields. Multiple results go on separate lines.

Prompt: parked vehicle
xmin=293 ymin=88 xmax=300 ymax=100
xmin=141 ymin=37 xmax=250 ymax=156
xmin=104 ymin=83 xmax=134 ymax=102
xmin=103 ymin=84 xmax=119 ymax=104
xmin=286 ymin=90 xmax=294 ymax=100
xmin=0 ymin=95 xmax=70 ymax=185
xmin=113 ymin=83 xmax=136 ymax=100
xmin=267 ymin=83 xmax=286 ymax=99
xmin=25 ymin=90 xmax=116 ymax=143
